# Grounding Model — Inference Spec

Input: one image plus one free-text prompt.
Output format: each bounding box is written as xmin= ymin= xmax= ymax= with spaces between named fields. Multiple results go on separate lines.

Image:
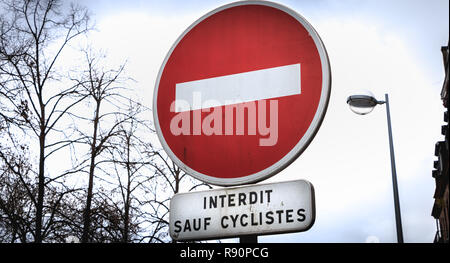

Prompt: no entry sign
xmin=153 ymin=1 xmax=331 ymax=186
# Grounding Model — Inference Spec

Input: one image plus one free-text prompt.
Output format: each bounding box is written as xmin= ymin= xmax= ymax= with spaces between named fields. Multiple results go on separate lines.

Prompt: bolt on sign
xmin=153 ymin=1 xmax=331 ymax=186
xmin=170 ymin=180 xmax=315 ymax=241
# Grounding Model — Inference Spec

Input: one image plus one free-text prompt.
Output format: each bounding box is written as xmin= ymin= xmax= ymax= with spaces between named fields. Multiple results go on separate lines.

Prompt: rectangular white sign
xmin=175 ymin=63 xmax=301 ymax=112
xmin=169 ymin=179 xmax=315 ymax=241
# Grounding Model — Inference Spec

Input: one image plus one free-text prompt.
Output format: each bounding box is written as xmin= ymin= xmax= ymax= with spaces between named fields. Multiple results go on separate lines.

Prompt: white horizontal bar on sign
xmin=174 ymin=63 xmax=301 ymax=112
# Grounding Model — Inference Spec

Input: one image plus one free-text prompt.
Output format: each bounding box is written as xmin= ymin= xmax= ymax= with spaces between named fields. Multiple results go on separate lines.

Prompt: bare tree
xmin=0 ymin=6 xmax=26 ymax=129
xmin=104 ymin=107 xmax=154 ymax=243
xmin=144 ymin=147 xmax=212 ymax=243
xmin=65 ymin=48 xmax=146 ymax=243
xmin=1 ymin=0 xmax=213 ymax=243
xmin=0 ymin=0 xmax=93 ymax=242
xmin=0 ymin=125 xmax=81 ymax=243
xmin=0 ymin=136 xmax=34 ymax=243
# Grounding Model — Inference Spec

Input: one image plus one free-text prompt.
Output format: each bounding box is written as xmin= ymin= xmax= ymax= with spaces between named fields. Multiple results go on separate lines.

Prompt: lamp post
xmin=346 ymin=91 xmax=404 ymax=243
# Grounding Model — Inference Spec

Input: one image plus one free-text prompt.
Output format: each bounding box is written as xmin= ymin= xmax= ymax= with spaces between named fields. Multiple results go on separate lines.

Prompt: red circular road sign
xmin=153 ymin=1 xmax=331 ymax=186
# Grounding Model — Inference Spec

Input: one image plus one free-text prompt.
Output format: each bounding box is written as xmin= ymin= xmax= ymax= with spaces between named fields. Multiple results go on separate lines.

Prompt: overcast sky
xmin=75 ymin=0 xmax=449 ymax=243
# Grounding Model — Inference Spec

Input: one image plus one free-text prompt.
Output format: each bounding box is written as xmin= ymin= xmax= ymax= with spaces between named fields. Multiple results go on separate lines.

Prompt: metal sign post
xmin=240 ymin=235 xmax=258 ymax=243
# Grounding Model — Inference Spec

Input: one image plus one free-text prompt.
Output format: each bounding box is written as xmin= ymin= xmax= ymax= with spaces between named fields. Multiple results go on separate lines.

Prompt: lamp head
xmin=346 ymin=90 xmax=382 ymax=115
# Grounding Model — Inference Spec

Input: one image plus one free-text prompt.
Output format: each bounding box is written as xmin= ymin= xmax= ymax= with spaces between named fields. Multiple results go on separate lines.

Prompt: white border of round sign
xmin=153 ymin=1 xmax=331 ymax=186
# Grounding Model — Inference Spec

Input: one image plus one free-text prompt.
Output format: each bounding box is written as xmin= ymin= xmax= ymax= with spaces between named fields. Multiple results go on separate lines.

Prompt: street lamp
xmin=346 ymin=91 xmax=404 ymax=243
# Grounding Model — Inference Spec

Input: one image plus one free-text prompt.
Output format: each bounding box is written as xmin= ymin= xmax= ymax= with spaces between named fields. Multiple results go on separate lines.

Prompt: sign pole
xmin=239 ymin=235 xmax=258 ymax=243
